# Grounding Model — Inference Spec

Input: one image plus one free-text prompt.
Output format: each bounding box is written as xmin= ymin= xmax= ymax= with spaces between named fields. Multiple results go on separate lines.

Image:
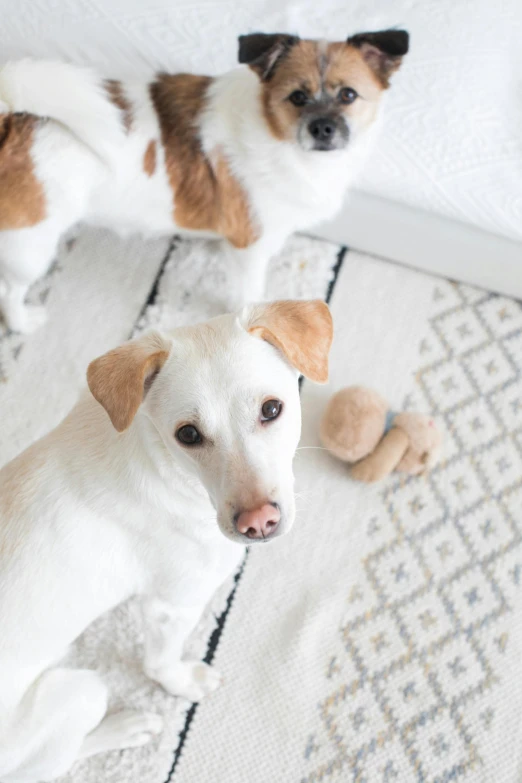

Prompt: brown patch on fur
xmin=0 ymin=114 xmax=46 ymax=230
xmin=143 ymin=140 xmax=157 ymax=176
xmin=259 ymin=39 xmax=387 ymax=141
xmin=105 ymin=79 xmax=133 ymax=131
xmin=326 ymin=43 xmax=384 ymax=93
xmin=247 ymin=299 xmax=333 ymax=383
xmin=87 ymin=331 xmax=170 ymax=432
xmin=211 ymin=152 xmax=259 ymax=248
xmin=150 ymin=74 xmax=259 ymax=248
xmin=261 ymin=41 xmax=320 ymax=139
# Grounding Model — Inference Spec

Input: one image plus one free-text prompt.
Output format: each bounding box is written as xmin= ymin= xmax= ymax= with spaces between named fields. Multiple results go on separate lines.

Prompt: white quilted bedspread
xmin=1 ymin=0 xmax=521 ymax=242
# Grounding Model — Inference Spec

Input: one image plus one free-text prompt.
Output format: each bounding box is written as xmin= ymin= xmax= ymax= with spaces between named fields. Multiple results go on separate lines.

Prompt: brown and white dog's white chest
xmin=85 ymin=75 xmax=260 ymax=247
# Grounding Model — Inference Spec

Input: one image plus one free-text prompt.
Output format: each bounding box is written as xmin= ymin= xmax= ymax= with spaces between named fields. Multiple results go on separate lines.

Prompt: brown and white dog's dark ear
xmin=347 ymin=29 xmax=409 ymax=87
xmin=87 ymin=331 xmax=170 ymax=433
xmin=238 ymin=33 xmax=299 ymax=80
xmin=245 ymin=299 xmax=333 ymax=383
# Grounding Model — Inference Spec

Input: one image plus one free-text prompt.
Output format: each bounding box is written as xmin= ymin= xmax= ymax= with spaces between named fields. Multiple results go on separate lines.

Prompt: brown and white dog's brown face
xmin=238 ymin=29 xmax=409 ymax=152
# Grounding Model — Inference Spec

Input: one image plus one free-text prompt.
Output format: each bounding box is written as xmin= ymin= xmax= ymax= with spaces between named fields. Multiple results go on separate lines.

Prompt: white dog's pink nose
xmin=235 ymin=503 xmax=281 ymax=540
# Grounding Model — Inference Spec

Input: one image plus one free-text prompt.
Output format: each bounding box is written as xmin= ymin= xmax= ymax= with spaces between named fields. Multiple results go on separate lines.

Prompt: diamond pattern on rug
xmin=301 ymin=281 xmax=522 ymax=783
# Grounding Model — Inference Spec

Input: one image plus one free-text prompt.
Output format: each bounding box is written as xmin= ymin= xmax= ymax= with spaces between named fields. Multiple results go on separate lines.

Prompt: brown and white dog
xmin=0 ymin=30 xmax=408 ymax=333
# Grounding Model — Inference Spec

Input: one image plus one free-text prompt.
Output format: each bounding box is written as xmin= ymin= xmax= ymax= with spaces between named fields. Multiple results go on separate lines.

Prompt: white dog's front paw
xmin=187 ymin=661 xmax=224 ymax=698
xmin=0 ymin=100 xmax=10 ymax=114
xmin=98 ymin=710 xmax=164 ymax=750
xmin=4 ymin=304 xmax=48 ymax=334
xmin=150 ymin=661 xmax=224 ymax=702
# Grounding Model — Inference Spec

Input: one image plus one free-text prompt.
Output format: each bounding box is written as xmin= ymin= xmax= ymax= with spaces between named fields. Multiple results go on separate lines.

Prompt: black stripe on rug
xmin=326 ymin=246 xmax=347 ymax=304
xmin=163 ymin=242 xmax=348 ymax=782
xmin=132 ymin=235 xmax=178 ymax=334
xmin=163 ymin=554 xmax=248 ymax=782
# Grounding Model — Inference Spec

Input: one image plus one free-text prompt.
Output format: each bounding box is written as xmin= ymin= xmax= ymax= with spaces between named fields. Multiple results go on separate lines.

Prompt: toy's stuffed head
xmin=320 ymin=386 xmax=389 ymax=463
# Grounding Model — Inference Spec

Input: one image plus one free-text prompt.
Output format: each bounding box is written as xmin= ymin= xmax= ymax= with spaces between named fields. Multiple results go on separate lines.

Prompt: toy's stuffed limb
xmin=350 ymin=427 xmax=409 ymax=483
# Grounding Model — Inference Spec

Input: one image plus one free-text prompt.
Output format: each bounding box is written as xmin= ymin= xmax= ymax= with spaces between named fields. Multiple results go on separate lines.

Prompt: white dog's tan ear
xmin=87 ymin=332 xmax=170 ymax=432
xmin=246 ymin=300 xmax=333 ymax=383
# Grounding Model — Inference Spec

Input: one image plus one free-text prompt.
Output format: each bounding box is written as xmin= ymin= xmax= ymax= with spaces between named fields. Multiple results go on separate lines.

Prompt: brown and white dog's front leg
xmin=0 ymin=219 xmax=65 ymax=334
xmin=225 ymin=232 xmax=287 ymax=307
xmin=142 ymin=598 xmax=222 ymax=702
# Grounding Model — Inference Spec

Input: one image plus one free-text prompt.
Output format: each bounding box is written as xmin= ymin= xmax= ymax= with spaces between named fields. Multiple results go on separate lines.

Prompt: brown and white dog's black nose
xmin=308 ymin=117 xmax=335 ymax=143
xmin=234 ymin=502 xmax=280 ymax=540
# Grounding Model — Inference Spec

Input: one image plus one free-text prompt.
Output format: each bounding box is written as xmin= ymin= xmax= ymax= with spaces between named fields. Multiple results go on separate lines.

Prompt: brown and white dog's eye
xmin=261 ymin=399 xmax=283 ymax=422
xmin=339 ymin=87 xmax=358 ymax=105
xmin=288 ymin=90 xmax=308 ymax=107
xmin=176 ymin=424 xmax=202 ymax=446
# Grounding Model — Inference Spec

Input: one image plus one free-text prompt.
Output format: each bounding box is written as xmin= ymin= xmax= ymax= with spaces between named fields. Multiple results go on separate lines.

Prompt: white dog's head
xmin=87 ymin=300 xmax=333 ymax=545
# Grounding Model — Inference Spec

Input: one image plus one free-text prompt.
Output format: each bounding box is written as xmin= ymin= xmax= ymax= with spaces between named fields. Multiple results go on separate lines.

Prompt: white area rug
xmin=171 ymin=264 xmax=522 ymax=783
xmin=1 ymin=230 xmax=521 ymax=783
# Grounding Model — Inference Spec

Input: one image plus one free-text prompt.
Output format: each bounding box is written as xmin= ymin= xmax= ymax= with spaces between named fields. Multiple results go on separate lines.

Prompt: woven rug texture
xmin=0 ymin=229 xmax=521 ymax=783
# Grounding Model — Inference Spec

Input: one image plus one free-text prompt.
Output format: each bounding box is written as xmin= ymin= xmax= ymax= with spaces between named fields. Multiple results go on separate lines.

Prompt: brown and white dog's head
xmin=238 ymin=29 xmax=409 ymax=151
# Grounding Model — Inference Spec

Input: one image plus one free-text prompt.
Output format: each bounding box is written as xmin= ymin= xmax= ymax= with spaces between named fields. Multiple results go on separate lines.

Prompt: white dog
xmin=0 ymin=29 xmax=408 ymax=333
xmin=0 ymin=299 xmax=332 ymax=782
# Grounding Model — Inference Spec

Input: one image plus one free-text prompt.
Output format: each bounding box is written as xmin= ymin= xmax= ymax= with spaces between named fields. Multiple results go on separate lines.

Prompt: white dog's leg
xmin=0 ymin=221 xmax=63 ymax=334
xmin=0 ymin=668 xmax=163 ymax=783
xmin=77 ymin=710 xmax=164 ymax=760
xmin=143 ymin=598 xmax=223 ymax=702
xmin=0 ymin=668 xmax=107 ymax=783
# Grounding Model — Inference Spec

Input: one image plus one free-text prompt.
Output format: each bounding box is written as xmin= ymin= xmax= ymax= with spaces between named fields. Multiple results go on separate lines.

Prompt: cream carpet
xmin=1 ymin=230 xmax=521 ymax=783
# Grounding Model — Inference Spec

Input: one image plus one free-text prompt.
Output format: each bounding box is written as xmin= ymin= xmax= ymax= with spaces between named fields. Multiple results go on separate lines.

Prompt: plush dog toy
xmin=320 ymin=386 xmax=442 ymax=483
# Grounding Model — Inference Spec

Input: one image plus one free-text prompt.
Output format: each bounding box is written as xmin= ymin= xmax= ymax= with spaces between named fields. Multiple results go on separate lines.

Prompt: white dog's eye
xmin=261 ymin=399 xmax=283 ymax=422
xmin=176 ymin=424 xmax=202 ymax=446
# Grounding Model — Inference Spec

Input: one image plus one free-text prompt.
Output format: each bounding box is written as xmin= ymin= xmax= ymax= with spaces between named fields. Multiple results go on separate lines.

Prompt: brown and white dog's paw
xmin=4 ymin=304 xmax=48 ymax=334
xmin=149 ymin=661 xmax=224 ymax=702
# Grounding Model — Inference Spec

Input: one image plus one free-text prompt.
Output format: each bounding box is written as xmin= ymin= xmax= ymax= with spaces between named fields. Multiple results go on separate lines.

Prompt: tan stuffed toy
xmin=320 ymin=386 xmax=442 ymax=483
